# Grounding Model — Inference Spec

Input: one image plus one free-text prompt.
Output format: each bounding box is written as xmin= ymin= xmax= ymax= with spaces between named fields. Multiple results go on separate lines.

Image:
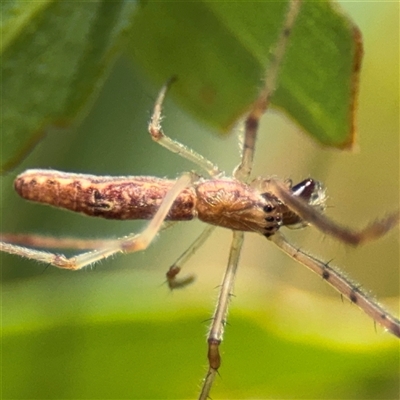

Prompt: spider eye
xmin=291 ymin=178 xmax=316 ymax=201
xmin=292 ymin=178 xmax=326 ymax=210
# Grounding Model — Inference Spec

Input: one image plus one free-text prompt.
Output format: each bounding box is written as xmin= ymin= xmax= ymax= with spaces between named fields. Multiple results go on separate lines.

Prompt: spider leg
xmin=0 ymin=233 xmax=110 ymax=250
xmin=267 ymin=177 xmax=399 ymax=245
xmin=148 ymin=77 xmax=221 ymax=177
xmin=0 ymin=173 xmax=193 ymax=270
xmin=199 ymin=1 xmax=303 ymax=398
xmin=0 ymin=222 xmax=178 ymax=251
xmin=148 ymin=79 xmax=221 ymax=288
xmin=234 ymin=0 xmax=302 ymax=182
xmin=269 ymin=231 xmax=400 ymax=338
xmin=199 ymin=231 xmax=244 ymax=400
xmin=166 ymin=225 xmax=216 ymax=289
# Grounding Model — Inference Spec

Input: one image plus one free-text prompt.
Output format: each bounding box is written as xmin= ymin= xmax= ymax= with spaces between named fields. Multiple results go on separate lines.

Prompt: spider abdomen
xmin=14 ymin=169 xmax=197 ymax=221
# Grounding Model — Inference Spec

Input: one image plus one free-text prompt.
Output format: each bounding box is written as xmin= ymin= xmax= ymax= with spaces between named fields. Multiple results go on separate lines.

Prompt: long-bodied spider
xmin=1 ymin=1 xmax=399 ymax=399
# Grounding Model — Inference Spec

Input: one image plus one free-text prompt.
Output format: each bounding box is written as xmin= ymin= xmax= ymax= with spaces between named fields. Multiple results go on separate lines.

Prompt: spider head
xmin=253 ymin=177 xmax=327 ymax=234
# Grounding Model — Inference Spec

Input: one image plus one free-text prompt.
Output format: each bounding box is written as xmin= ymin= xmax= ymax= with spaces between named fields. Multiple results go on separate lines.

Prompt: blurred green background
xmin=1 ymin=2 xmax=399 ymax=399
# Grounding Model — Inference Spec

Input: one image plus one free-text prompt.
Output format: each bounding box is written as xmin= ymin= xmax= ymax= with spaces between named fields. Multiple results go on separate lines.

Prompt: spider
xmin=1 ymin=1 xmax=399 ymax=399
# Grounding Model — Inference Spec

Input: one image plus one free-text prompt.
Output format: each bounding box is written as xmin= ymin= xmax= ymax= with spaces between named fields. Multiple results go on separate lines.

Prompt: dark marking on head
xmin=263 ymin=204 xmax=274 ymax=213
xmin=265 ymin=216 xmax=275 ymax=223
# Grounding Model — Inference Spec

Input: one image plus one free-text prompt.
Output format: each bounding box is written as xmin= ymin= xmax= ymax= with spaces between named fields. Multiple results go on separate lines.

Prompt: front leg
xmin=266 ymin=178 xmax=399 ymax=246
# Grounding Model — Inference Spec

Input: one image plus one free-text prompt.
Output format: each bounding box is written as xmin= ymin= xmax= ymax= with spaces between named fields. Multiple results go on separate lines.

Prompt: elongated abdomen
xmin=14 ymin=169 xmax=197 ymax=220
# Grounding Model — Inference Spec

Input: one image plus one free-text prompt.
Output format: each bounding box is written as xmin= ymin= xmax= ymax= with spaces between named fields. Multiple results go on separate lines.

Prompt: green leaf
xmin=2 ymin=1 xmax=361 ymax=173
xmin=1 ymin=1 xmax=136 ymax=172
xmin=127 ymin=1 xmax=361 ymax=147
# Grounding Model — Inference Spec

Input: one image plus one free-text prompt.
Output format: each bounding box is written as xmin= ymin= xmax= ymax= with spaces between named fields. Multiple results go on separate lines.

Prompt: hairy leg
xmin=199 ymin=1 xmax=303 ymax=398
xmin=234 ymin=0 xmax=302 ymax=182
xmin=166 ymin=225 xmax=216 ymax=289
xmin=199 ymin=231 xmax=244 ymax=400
xmin=0 ymin=173 xmax=193 ymax=270
xmin=269 ymin=231 xmax=400 ymax=338
xmin=148 ymin=77 xmax=221 ymax=178
xmin=266 ymin=177 xmax=399 ymax=246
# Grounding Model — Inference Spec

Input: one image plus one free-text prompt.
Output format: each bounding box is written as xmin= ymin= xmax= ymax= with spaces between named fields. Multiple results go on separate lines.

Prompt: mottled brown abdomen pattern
xmin=14 ymin=170 xmax=197 ymax=220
